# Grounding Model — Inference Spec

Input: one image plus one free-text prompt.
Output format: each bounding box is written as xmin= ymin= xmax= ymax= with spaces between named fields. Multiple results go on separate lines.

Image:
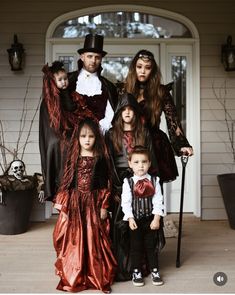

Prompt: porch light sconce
xmin=7 ymin=34 xmax=25 ymax=71
xmin=221 ymin=35 xmax=235 ymax=71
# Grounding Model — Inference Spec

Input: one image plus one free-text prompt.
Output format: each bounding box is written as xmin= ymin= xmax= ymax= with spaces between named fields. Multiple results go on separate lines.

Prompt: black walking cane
xmin=176 ymin=154 xmax=189 ymax=268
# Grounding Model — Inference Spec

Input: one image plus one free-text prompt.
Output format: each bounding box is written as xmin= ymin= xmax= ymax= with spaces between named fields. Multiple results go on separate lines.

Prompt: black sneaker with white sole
xmin=132 ymin=269 xmax=144 ymax=287
xmin=151 ymin=268 xmax=164 ymax=286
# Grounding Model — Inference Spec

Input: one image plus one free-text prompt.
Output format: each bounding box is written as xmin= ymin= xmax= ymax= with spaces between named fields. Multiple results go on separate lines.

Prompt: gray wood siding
xmin=1 ymin=0 xmax=235 ymax=220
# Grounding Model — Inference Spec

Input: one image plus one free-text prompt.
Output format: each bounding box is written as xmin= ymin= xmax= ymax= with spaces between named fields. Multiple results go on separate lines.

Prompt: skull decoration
xmin=9 ymin=160 xmax=25 ymax=180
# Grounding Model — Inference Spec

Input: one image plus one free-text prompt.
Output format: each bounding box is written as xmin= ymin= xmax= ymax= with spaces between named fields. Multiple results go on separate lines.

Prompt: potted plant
xmin=212 ymin=79 xmax=235 ymax=229
xmin=0 ymin=77 xmax=43 ymax=235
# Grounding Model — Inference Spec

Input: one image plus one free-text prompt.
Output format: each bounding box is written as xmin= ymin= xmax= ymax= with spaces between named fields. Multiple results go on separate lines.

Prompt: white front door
xmin=51 ymin=41 xmax=196 ymax=215
xmin=163 ymin=45 xmax=194 ymax=213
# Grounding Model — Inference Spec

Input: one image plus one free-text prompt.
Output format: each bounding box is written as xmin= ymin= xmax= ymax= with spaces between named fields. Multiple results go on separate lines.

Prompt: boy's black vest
xmin=127 ymin=176 xmax=156 ymax=220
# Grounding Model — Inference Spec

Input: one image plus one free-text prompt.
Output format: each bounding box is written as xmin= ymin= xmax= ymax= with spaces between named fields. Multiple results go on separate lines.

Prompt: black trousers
xmin=129 ymin=216 xmax=158 ymax=271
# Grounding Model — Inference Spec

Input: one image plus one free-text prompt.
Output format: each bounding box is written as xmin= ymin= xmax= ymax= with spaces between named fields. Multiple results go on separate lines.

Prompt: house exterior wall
xmin=1 ymin=0 xmax=235 ymax=220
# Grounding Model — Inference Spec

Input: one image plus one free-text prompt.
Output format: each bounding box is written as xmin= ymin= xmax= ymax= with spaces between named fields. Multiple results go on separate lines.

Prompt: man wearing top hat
xmin=39 ymin=33 xmax=118 ymax=201
xmin=67 ymin=33 xmax=118 ymax=131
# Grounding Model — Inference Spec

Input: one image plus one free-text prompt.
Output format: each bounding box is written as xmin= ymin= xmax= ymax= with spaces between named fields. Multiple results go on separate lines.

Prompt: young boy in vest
xmin=121 ymin=145 xmax=165 ymax=287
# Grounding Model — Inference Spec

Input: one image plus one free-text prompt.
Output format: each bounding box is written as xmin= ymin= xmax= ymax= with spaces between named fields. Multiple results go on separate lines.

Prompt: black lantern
xmin=221 ymin=35 xmax=235 ymax=71
xmin=7 ymin=34 xmax=25 ymax=71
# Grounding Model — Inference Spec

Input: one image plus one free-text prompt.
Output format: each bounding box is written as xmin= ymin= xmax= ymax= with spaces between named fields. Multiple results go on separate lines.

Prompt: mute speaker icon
xmin=213 ymin=272 xmax=227 ymax=286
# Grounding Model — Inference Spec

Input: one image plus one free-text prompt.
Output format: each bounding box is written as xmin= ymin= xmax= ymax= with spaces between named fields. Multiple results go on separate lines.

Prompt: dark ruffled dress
xmin=53 ymin=156 xmax=117 ymax=293
xmin=138 ymin=88 xmax=192 ymax=182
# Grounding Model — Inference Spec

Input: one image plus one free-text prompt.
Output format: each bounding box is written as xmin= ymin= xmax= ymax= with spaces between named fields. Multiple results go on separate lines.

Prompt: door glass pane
xmin=57 ymin=54 xmax=132 ymax=83
xmin=58 ymin=56 xmax=75 ymax=72
xmin=171 ymin=56 xmax=187 ymax=132
xmin=101 ymin=56 xmax=132 ymax=83
xmin=53 ymin=12 xmax=192 ymax=39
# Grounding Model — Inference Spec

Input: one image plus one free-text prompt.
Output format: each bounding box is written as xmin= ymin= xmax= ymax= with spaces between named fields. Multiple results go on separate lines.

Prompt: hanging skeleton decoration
xmin=34 ymin=173 xmax=45 ymax=203
xmin=9 ymin=160 xmax=26 ymax=180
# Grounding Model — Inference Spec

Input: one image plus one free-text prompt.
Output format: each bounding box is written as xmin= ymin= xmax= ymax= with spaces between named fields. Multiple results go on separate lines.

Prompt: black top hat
xmin=77 ymin=34 xmax=107 ymax=57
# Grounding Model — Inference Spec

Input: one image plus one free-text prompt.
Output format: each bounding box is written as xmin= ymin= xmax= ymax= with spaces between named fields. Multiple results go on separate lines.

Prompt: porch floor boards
xmin=0 ymin=214 xmax=235 ymax=293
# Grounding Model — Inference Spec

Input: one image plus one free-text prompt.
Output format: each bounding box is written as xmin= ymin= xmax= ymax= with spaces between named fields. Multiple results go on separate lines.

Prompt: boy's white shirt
xmin=121 ymin=173 xmax=165 ymax=221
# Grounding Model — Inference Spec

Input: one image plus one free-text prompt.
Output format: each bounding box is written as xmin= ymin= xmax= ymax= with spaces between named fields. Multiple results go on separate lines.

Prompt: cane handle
xmin=181 ymin=155 xmax=189 ymax=167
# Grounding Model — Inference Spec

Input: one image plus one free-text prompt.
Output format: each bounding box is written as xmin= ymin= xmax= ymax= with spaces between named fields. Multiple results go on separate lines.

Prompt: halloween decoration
xmin=0 ymin=161 xmax=45 ymax=235
xmin=9 ymin=160 xmax=25 ymax=180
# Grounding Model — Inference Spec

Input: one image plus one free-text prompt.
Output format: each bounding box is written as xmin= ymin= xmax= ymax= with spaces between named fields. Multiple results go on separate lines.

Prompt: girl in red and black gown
xmin=53 ymin=118 xmax=117 ymax=293
xmin=105 ymin=92 xmax=163 ymax=281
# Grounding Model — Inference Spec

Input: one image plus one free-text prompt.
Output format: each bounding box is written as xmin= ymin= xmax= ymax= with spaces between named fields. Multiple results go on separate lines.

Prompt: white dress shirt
xmin=76 ymin=68 xmax=102 ymax=96
xmin=76 ymin=68 xmax=114 ymax=132
xmin=99 ymin=100 xmax=114 ymax=132
xmin=121 ymin=173 xmax=165 ymax=221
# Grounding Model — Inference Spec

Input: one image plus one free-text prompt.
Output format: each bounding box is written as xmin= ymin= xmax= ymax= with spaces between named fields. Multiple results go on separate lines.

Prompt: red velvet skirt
xmin=53 ymin=190 xmax=117 ymax=293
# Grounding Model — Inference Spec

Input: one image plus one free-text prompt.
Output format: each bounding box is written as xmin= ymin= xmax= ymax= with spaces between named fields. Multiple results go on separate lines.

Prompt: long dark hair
xmin=112 ymin=105 xmax=145 ymax=153
xmin=125 ymin=49 xmax=164 ymax=126
xmin=77 ymin=118 xmax=106 ymax=157
xmin=59 ymin=118 xmax=108 ymax=191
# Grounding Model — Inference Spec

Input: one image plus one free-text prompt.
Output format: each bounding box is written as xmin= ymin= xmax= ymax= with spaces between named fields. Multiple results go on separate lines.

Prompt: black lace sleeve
xmin=162 ymin=86 xmax=192 ymax=155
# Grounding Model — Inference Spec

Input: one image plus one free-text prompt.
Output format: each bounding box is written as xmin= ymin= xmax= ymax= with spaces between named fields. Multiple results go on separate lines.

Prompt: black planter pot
xmin=217 ymin=173 xmax=235 ymax=230
xmin=0 ymin=189 xmax=35 ymax=235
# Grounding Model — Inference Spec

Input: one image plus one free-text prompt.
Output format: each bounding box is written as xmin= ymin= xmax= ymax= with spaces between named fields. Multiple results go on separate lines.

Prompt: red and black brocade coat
xmin=67 ymin=60 xmax=118 ymax=113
